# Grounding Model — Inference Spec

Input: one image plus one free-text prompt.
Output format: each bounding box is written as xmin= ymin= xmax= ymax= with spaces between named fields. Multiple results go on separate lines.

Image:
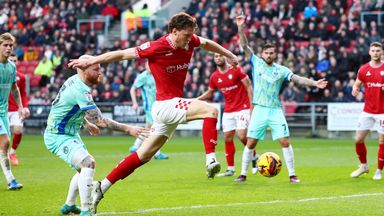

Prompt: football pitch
xmin=1 ymin=135 xmax=383 ymax=216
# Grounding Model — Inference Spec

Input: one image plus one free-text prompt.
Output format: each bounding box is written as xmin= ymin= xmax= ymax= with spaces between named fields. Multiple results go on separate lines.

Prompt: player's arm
xmin=291 ymin=74 xmax=328 ymax=89
xmin=20 ymin=75 xmax=30 ymax=118
xmin=199 ymin=37 xmax=238 ymax=67
xmin=197 ymin=88 xmax=215 ymax=100
xmin=11 ymin=83 xmax=25 ymax=120
xmin=85 ymin=107 xmax=149 ymax=139
xmin=241 ymin=76 xmax=253 ymax=110
xmin=236 ymin=15 xmax=254 ymax=61
xmin=352 ymin=78 xmax=363 ymax=97
xmin=130 ymin=85 xmax=139 ymax=112
xmin=68 ymin=48 xmax=137 ymax=69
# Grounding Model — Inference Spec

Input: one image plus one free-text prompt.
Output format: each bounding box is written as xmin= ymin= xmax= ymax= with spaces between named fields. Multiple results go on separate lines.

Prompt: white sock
xmin=227 ymin=166 xmax=235 ymax=171
xmin=282 ymin=145 xmax=295 ymax=177
xmin=132 ymin=138 xmax=143 ymax=149
xmin=9 ymin=148 xmax=16 ymax=154
xmin=100 ymin=178 xmax=112 ymax=194
xmin=78 ymin=168 xmax=94 ymax=211
xmin=0 ymin=150 xmax=14 ymax=183
xmin=206 ymin=153 xmax=217 ymax=165
xmin=65 ymin=173 xmax=79 ymax=206
xmin=240 ymin=147 xmax=253 ymax=176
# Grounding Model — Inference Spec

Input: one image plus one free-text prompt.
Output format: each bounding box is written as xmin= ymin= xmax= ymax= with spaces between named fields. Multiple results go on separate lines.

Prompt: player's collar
xmin=166 ymin=35 xmax=177 ymax=49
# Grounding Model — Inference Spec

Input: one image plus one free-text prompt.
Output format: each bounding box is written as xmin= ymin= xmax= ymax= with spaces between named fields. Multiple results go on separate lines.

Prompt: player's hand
xmin=127 ymin=126 xmax=150 ymax=140
xmin=23 ymin=108 xmax=30 ymax=118
xmin=236 ymin=15 xmax=245 ymax=27
xmin=315 ymin=79 xmax=328 ymax=89
xmin=86 ymin=122 xmax=101 ymax=136
xmin=18 ymin=107 xmax=26 ymax=121
xmin=352 ymin=87 xmax=360 ymax=97
xmin=132 ymin=103 xmax=139 ymax=112
xmin=227 ymin=53 xmax=239 ymax=68
xmin=68 ymin=58 xmax=92 ymax=70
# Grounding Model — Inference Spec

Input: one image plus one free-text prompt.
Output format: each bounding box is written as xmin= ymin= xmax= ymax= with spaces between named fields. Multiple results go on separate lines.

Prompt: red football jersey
xmin=135 ymin=34 xmax=200 ymax=100
xmin=209 ymin=67 xmax=250 ymax=112
xmin=357 ymin=62 xmax=384 ymax=114
xmin=8 ymin=71 xmax=28 ymax=112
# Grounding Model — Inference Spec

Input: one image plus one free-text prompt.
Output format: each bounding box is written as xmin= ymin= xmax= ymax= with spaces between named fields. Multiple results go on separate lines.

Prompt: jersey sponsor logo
xmin=219 ymin=85 xmax=238 ymax=92
xmin=218 ymin=78 xmax=223 ymax=83
xmin=367 ymin=82 xmax=384 ymax=88
xmin=366 ymin=71 xmax=371 ymax=76
xmin=139 ymin=42 xmax=150 ymax=50
xmin=166 ymin=63 xmax=189 ymax=73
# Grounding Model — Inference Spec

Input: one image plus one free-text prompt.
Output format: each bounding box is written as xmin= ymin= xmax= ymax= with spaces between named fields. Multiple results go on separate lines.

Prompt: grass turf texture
xmin=0 ymin=135 xmax=383 ymax=215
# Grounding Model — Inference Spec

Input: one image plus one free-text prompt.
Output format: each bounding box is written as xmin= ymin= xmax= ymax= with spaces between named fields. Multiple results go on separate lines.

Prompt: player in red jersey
xmin=198 ymin=53 xmax=257 ymax=176
xmin=7 ymin=53 xmax=30 ymax=166
xmin=350 ymin=42 xmax=384 ymax=180
xmin=69 ymin=12 xmax=239 ymax=213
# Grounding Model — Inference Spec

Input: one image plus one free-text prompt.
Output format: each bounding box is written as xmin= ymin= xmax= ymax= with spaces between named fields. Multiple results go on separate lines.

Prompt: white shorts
xmin=357 ymin=112 xmax=384 ymax=134
xmin=151 ymin=98 xmax=194 ymax=137
xmin=8 ymin=111 xmax=23 ymax=127
xmin=222 ymin=109 xmax=250 ymax=132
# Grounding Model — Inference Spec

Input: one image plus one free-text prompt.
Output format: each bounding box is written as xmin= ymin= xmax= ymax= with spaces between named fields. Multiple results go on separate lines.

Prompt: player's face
xmin=261 ymin=47 xmax=276 ymax=65
xmin=85 ymin=64 xmax=102 ymax=85
xmin=173 ymin=27 xmax=194 ymax=49
xmin=214 ymin=53 xmax=226 ymax=67
xmin=369 ymin=46 xmax=383 ymax=61
xmin=0 ymin=40 xmax=14 ymax=58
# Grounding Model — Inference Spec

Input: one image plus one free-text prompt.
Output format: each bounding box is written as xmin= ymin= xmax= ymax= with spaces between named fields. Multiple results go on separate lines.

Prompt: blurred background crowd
xmin=0 ymin=0 xmax=383 ymax=110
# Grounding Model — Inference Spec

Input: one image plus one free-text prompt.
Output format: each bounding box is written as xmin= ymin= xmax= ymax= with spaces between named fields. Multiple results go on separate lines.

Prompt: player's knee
xmin=237 ymin=134 xmax=247 ymax=143
xmin=13 ymin=128 xmax=23 ymax=134
xmin=0 ymin=140 xmax=10 ymax=151
xmin=246 ymin=139 xmax=257 ymax=149
xmin=138 ymin=153 xmax=152 ymax=163
xmin=80 ymin=156 xmax=96 ymax=169
xmin=205 ymin=106 xmax=218 ymax=118
xmin=354 ymin=135 xmax=364 ymax=144
xmin=279 ymin=139 xmax=290 ymax=148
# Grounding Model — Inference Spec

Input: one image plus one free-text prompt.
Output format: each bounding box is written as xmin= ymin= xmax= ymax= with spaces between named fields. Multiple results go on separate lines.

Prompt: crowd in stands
xmin=1 ymin=0 xmax=383 ymax=109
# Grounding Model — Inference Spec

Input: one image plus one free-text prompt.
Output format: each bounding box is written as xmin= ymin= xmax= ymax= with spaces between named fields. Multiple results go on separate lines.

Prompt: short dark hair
xmin=261 ymin=43 xmax=276 ymax=52
xmin=370 ymin=42 xmax=383 ymax=49
xmin=168 ymin=12 xmax=197 ymax=33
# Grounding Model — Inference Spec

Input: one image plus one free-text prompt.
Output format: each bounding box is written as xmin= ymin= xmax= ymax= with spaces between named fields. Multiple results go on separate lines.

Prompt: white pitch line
xmin=98 ymin=192 xmax=384 ymax=215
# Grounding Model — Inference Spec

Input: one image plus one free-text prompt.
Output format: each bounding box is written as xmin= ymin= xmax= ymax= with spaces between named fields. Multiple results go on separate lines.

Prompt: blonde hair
xmin=0 ymin=32 xmax=16 ymax=45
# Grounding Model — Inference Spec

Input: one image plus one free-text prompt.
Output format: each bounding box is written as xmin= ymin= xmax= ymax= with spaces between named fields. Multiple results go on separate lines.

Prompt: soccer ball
xmin=257 ymin=152 xmax=282 ymax=177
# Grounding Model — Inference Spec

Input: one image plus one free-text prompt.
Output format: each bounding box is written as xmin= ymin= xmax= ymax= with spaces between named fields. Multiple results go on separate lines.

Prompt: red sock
xmin=225 ymin=141 xmax=235 ymax=167
xmin=202 ymin=118 xmax=217 ymax=154
xmin=378 ymin=144 xmax=384 ymax=170
xmin=12 ymin=133 xmax=22 ymax=150
xmin=355 ymin=142 xmax=367 ymax=163
xmin=106 ymin=152 xmax=143 ymax=184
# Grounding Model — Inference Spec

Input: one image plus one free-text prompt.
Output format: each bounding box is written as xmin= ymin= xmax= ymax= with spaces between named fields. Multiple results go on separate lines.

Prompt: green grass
xmin=0 ymin=136 xmax=383 ymax=215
